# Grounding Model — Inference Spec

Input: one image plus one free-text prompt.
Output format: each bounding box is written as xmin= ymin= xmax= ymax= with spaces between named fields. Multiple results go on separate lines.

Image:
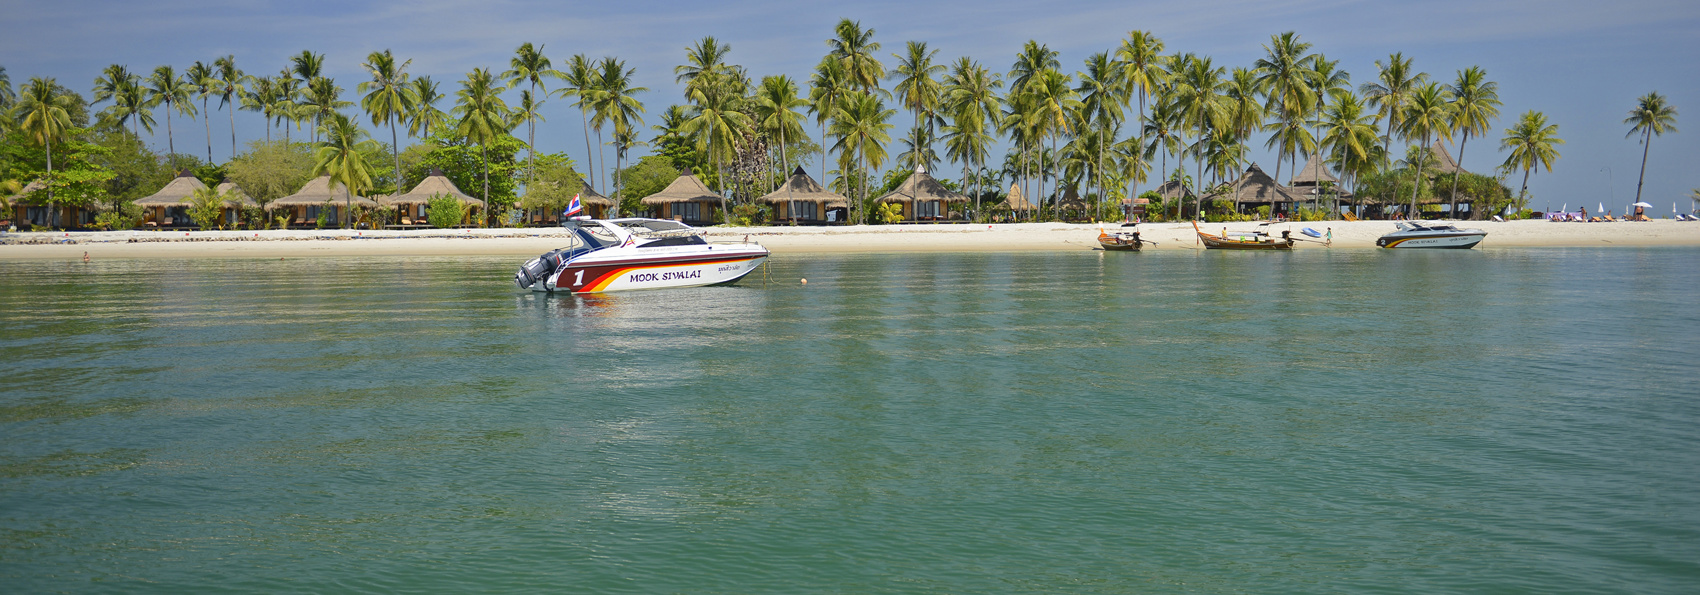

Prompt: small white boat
xmin=1375 ymin=222 xmax=1487 ymax=249
xmin=514 ymin=218 xmax=769 ymax=293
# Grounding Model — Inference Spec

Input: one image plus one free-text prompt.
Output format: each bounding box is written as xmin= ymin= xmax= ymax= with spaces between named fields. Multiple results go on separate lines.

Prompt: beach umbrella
xmin=1633 ymin=202 xmax=1652 ymax=208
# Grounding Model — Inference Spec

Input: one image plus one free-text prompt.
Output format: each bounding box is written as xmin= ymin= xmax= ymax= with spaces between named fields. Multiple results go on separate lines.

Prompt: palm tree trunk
xmin=230 ymin=97 xmax=238 ymax=158
xmin=482 ymin=144 xmax=490 ymax=227
xmin=580 ymin=109 xmax=594 ymax=192
xmin=597 ymin=129 xmax=607 ymax=205
xmin=391 ymin=115 xmax=402 ymax=203
xmin=1410 ymin=132 xmax=1428 ymax=218
xmin=1449 ymin=132 xmax=1469 ymax=219
xmin=1634 ymin=129 xmax=1652 ymax=203
xmin=166 ymin=104 xmax=176 ymax=170
xmin=528 ymin=82 xmax=538 ymax=199
xmin=204 ymin=96 xmax=212 ymax=163
xmin=45 ymin=138 xmax=54 ymax=208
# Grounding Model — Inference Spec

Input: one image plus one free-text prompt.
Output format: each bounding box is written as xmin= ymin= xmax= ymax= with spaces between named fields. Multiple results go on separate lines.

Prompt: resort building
xmin=639 ymin=174 xmax=724 ymax=225
xmin=134 ymin=172 xmax=256 ymax=228
xmin=1001 ymin=182 xmax=1036 ymax=220
xmin=756 ymin=166 xmax=848 ymax=224
xmin=264 ymin=175 xmax=379 ymax=228
xmin=380 ymin=169 xmax=485 ymax=227
xmin=1202 ymin=163 xmax=1306 ymax=215
xmin=875 ymin=164 xmax=969 ymax=221
xmin=6 ymin=180 xmax=106 ymax=230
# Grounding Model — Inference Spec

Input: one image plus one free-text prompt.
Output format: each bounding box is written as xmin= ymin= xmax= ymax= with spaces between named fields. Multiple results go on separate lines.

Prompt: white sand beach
xmin=2 ymin=220 xmax=1698 ymax=260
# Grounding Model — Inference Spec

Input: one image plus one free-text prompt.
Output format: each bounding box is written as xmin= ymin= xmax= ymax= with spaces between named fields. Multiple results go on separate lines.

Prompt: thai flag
xmin=564 ymin=194 xmax=583 ymax=218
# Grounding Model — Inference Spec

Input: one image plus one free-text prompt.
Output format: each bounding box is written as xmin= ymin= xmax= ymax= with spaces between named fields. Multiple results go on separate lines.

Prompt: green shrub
xmin=426 ymin=193 xmax=467 ymax=228
xmin=94 ymin=203 xmax=144 ymax=230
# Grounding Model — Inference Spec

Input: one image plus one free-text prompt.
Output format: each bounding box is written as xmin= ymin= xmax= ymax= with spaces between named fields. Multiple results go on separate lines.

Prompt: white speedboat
xmin=1375 ymin=222 xmax=1487 ymax=249
xmin=514 ymin=218 xmax=769 ymax=293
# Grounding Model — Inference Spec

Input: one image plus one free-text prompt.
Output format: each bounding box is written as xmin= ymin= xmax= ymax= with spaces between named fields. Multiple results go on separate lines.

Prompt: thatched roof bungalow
xmin=875 ymin=165 xmax=968 ymax=221
xmin=1202 ymin=163 xmax=1306 ymax=207
xmin=757 ymin=166 xmax=848 ymax=223
xmin=380 ymin=169 xmax=485 ymax=225
xmin=265 ymin=175 xmax=379 ymax=228
xmin=7 ymin=179 xmax=107 ymax=229
xmin=639 ymin=173 xmax=723 ymax=224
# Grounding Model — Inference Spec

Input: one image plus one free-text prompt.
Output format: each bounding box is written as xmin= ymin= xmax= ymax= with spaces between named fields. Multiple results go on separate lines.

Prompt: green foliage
xmin=185 ymin=187 xmax=229 ymax=230
xmin=616 ymin=155 xmax=678 ymax=213
xmin=426 ymin=192 xmax=467 ymax=228
xmin=518 ymin=152 xmax=582 ymax=215
xmin=94 ymin=202 xmax=143 ymax=230
xmin=874 ymin=201 xmax=903 ymax=224
xmin=729 ymin=202 xmax=770 ymax=226
xmin=85 ymin=125 xmax=171 ymax=204
xmin=227 ymin=140 xmax=314 ymax=204
xmin=315 ymin=201 xmax=332 ymax=229
xmin=412 ymin=127 xmax=524 ymax=206
xmin=878 ymin=168 xmax=913 ymax=195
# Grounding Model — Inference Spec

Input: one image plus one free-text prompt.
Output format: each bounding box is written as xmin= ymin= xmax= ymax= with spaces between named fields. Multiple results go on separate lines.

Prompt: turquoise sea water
xmin=2 ymin=248 xmax=1697 ymax=593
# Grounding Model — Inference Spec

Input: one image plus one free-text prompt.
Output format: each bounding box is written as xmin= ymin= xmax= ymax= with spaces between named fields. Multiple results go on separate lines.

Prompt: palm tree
xmin=1115 ymin=30 xmax=1168 ymax=140
xmin=502 ymin=42 xmax=560 ymax=194
xmin=312 ymin=112 xmax=378 ymax=228
xmin=828 ymin=19 xmax=884 ymax=92
xmin=1008 ymin=40 xmax=1061 ymax=95
xmin=1076 ymin=51 xmax=1126 ymax=215
xmin=1360 ymin=52 xmax=1427 ymax=173
xmin=187 ymin=61 xmax=216 ymax=163
xmin=359 ymin=50 xmax=415 ymax=199
xmin=681 ymin=71 xmax=751 ymax=222
xmin=754 ymin=74 xmax=809 ymax=208
xmin=1500 ymin=110 xmax=1564 ymax=206
xmin=1142 ymin=98 xmax=1183 ymax=216
xmin=213 ymin=56 xmax=246 ymax=158
xmin=91 ymin=64 xmax=131 ymax=107
xmin=1623 ymin=92 xmax=1679 ymax=205
xmin=1171 ymin=54 xmax=1227 ymax=219
xmin=273 ymin=70 xmax=303 ymax=143
xmin=241 ymin=76 xmax=276 ymax=142
xmin=407 ymin=76 xmax=448 ymax=138
xmin=1254 ymin=32 xmax=1316 ymax=184
xmin=114 ymin=79 xmax=158 ymax=140
xmin=1444 ymin=67 xmax=1500 ymax=217
xmin=558 ymin=54 xmax=598 ymax=192
xmin=1030 ymin=69 xmax=1080 ymax=220
xmin=1305 ymin=54 xmax=1351 ymax=209
xmin=942 ymin=57 xmax=1002 ymax=215
xmin=0 ymin=66 xmax=13 ymax=112
xmin=93 ymin=65 xmax=152 ymax=137
xmin=17 ymin=77 xmax=74 ymax=207
xmin=890 ymin=41 xmax=945 ymax=175
xmin=589 ymin=57 xmax=647 ymax=217
xmin=999 ymin=93 xmax=1043 ymax=218
xmin=1319 ymin=91 xmax=1378 ymax=210
xmin=453 ymin=68 xmax=512 ymax=220
xmin=291 ymin=51 xmax=324 ymax=83
xmin=146 ymin=66 xmax=198 ymax=169
xmin=1397 ymin=82 xmax=1454 ymax=217
xmin=1223 ymin=67 xmax=1265 ymax=163
xmin=675 ymin=36 xmax=733 ymax=99
xmin=809 ymin=56 xmax=852 ymax=186
xmin=303 ymin=76 xmax=349 ymax=143
xmin=829 ymin=91 xmax=896 ymax=223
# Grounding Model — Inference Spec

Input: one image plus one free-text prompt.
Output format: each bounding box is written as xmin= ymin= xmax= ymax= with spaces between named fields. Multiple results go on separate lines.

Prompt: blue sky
xmin=7 ymin=0 xmax=1697 ymax=211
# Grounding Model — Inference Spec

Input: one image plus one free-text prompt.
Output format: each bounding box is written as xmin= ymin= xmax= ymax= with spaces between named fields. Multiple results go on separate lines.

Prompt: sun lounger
xmin=1492 ymin=215 xmax=1505 ymax=222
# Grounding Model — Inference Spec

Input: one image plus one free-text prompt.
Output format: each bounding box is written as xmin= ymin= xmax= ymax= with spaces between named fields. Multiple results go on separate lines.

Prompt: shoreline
xmin=3 ymin=220 xmax=1698 ymax=260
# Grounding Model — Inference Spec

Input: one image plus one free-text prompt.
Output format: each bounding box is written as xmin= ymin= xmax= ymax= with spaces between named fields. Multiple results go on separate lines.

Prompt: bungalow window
xmin=787 ymin=201 xmax=817 ymax=220
xmin=674 ymin=202 xmax=702 ymax=221
xmin=916 ymin=200 xmax=940 ymax=218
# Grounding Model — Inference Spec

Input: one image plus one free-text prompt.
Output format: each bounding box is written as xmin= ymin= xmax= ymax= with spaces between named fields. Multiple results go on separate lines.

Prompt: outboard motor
xmin=514 ymin=249 xmax=566 ymax=289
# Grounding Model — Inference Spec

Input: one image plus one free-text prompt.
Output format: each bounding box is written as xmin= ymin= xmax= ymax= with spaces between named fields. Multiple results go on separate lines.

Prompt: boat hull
xmin=1097 ymin=235 xmax=1142 ymax=251
xmin=540 ymin=251 xmax=767 ymax=293
xmin=1376 ymin=233 xmax=1485 ymax=249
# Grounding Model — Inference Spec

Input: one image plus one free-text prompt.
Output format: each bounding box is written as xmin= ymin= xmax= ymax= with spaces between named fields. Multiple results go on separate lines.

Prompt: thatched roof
xmin=756 ymin=166 xmax=849 ymax=207
xmin=265 ymin=175 xmax=380 ymax=209
xmin=1153 ymin=180 xmax=1193 ymax=200
xmin=7 ymin=180 xmax=48 ymax=205
xmin=1429 ymin=142 xmax=1466 ymax=175
xmin=1203 ymin=163 xmax=1305 ymax=204
xmin=134 ymin=172 xmax=207 ymax=207
xmin=382 ymin=170 xmax=485 ymax=208
xmin=1056 ymin=186 xmax=1088 ymax=211
xmin=214 ymin=182 xmax=259 ymax=208
xmin=5 ymin=180 xmax=108 ymax=210
xmin=1289 ymin=153 xmax=1341 ymax=186
xmin=875 ymin=165 xmax=969 ymax=204
xmin=576 ymin=177 xmax=614 ymax=206
xmin=1001 ymin=182 xmax=1035 ymax=211
xmin=639 ymin=173 xmax=724 ymax=205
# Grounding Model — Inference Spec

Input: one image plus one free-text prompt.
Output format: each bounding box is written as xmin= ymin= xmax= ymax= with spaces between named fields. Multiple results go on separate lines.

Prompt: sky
xmin=6 ymin=0 xmax=1697 ymax=212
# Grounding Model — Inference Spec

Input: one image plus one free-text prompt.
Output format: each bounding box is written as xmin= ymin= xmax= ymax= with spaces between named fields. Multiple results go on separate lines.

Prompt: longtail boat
xmin=1192 ymin=221 xmax=1294 ymax=250
xmin=1097 ymin=226 xmax=1145 ymax=251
